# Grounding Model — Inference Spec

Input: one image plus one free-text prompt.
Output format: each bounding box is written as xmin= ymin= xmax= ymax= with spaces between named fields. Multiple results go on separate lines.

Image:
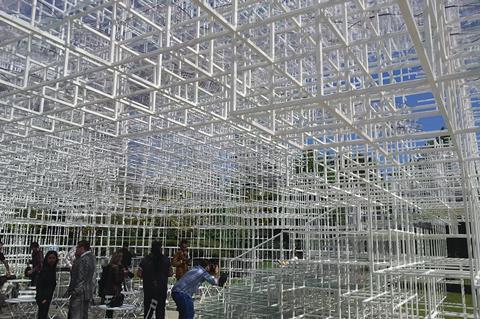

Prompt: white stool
xmin=103 ymin=295 xmax=113 ymax=319
xmin=145 ymin=298 xmax=157 ymax=319
xmin=104 ymin=295 xmax=113 ymax=305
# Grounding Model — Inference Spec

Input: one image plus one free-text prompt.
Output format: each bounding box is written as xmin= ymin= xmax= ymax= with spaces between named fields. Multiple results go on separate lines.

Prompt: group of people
xmin=0 ymin=241 xmax=44 ymax=286
xmin=0 ymin=241 xmax=53 ymax=318
xmin=1 ymin=239 xmax=225 ymax=319
xmin=136 ymin=239 xmax=225 ymax=319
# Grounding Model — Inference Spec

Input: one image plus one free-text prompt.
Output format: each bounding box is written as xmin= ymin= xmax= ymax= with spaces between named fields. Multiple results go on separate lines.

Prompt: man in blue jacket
xmin=171 ymin=259 xmax=221 ymax=319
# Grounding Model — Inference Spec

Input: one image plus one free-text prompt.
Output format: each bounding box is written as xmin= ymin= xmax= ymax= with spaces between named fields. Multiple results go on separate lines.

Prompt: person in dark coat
xmin=138 ymin=241 xmax=173 ymax=319
xmin=120 ymin=244 xmax=134 ymax=270
xmin=120 ymin=243 xmax=135 ymax=290
xmin=27 ymin=242 xmax=43 ymax=286
xmin=103 ymin=251 xmax=124 ymax=318
xmin=0 ymin=242 xmax=11 ymax=277
xmin=35 ymin=251 xmax=58 ymax=319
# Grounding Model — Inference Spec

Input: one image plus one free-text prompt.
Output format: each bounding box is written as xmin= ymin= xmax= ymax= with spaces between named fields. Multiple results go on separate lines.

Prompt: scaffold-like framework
xmin=0 ymin=0 xmax=480 ymax=318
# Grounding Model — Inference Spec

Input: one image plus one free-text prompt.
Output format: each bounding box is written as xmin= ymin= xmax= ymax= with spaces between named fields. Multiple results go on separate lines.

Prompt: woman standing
xmin=35 ymin=251 xmax=58 ymax=319
xmin=103 ymin=251 xmax=124 ymax=318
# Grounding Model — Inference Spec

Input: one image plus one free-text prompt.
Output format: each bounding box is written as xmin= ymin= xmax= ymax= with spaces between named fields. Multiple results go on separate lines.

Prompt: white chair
xmin=50 ymin=297 xmax=69 ymax=319
xmin=145 ymin=298 xmax=158 ymax=319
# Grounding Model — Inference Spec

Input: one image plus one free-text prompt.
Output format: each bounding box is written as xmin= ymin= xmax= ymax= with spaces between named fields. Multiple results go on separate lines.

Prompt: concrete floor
xmin=166 ymin=309 xmax=179 ymax=318
xmin=0 ymin=305 xmax=180 ymax=318
xmin=0 ymin=289 xmax=181 ymax=318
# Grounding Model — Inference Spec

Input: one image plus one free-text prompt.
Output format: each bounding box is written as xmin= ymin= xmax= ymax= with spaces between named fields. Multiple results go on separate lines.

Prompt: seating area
xmin=0 ymin=274 xmax=216 ymax=318
xmin=0 ymin=0 xmax=480 ymax=318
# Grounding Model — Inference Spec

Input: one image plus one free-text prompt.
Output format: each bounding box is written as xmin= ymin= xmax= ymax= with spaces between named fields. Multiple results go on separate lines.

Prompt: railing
xmin=227 ymin=231 xmax=291 ymax=290
xmin=226 ymin=209 xmax=333 ymax=289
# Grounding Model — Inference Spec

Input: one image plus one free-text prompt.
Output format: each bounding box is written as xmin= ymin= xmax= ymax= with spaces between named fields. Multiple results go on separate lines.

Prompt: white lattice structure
xmin=0 ymin=0 xmax=479 ymax=318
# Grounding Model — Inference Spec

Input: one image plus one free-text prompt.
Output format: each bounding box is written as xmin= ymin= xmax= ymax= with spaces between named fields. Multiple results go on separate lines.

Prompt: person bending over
xmin=171 ymin=259 xmax=223 ymax=319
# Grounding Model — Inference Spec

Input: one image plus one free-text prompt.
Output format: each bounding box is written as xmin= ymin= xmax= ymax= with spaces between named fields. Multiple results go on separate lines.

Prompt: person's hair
xmin=199 ymin=259 xmax=211 ymax=269
xmin=151 ymin=241 xmax=162 ymax=255
xmin=77 ymin=240 xmax=91 ymax=251
xmin=180 ymin=239 xmax=188 ymax=247
xmin=30 ymin=242 xmax=39 ymax=249
xmin=42 ymin=251 xmax=59 ymax=269
xmin=109 ymin=251 xmax=123 ymax=266
xmin=151 ymin=241 xmax=163 ymax=271
xmin=122 ymin=243 xmax=129 ymax=248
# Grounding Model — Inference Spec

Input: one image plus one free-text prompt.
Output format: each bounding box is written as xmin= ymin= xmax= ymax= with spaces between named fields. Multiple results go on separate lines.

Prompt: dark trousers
xmin=37 ymin=300 xmax=51 ymax=319
xmin=30 ymin=271 xmax=40 ymax=287
xmin=144 ymin=289 xmax=167 ymax=319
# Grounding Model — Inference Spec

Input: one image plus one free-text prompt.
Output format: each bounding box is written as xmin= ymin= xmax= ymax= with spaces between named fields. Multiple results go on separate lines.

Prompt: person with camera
xmin=171 ymin=259 xmax=226 ymax=319
xmin=172 ymin=240 xmax=191 ymax=280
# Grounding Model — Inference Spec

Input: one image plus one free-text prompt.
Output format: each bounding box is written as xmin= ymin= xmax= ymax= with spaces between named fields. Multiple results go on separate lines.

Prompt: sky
xmin=405 ymin=92 xmax=446 ymax=132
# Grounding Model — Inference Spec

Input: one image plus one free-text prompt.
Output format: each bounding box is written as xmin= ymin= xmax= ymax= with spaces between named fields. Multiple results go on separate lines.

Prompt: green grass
xmin=261 ymin=260 xmax=275 ymax=269
xmin=418 ymin=292 xmax=473 ymax=318
xmin=445 ymin=292 xmax=473 ymax=305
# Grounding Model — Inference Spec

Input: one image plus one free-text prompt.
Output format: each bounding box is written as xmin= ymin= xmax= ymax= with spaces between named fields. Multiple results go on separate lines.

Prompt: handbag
xmin=107 ymin=293 xmax=124 ymax=308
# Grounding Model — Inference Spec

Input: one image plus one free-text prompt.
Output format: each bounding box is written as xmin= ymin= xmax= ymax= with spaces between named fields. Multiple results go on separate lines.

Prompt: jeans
xmin=171 ymin=291 xmax=194 ymax=319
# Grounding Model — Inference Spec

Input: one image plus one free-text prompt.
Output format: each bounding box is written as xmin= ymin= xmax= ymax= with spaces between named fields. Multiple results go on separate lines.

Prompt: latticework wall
xmin=0 ymin=0 xmax=479 ymax=318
